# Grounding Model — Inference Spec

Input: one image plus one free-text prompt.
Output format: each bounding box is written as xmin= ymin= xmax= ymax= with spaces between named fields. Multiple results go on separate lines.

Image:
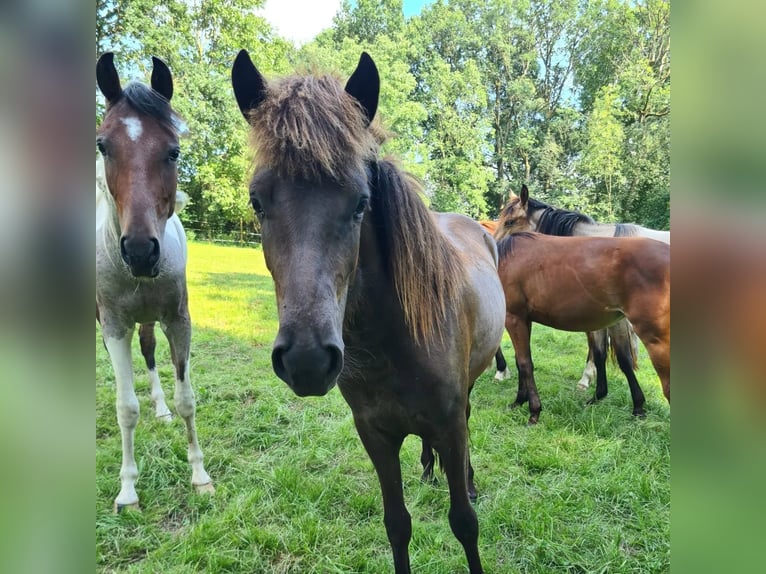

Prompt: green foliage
xmin=97 ymin=0 xmax=670 ymax=234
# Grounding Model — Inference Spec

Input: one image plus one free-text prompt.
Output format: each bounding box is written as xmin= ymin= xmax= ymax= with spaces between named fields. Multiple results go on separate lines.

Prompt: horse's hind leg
xmin=585 ymin=330 xmax=609 ymax=406
xmin=611 ymin=322 xmax=646 ymax=416
xmin=494 ymin=347 xmax=510 ymax=381
xmin=163 ymin=316 xmax=214 ymax=495
xmin=139 ymin=323 xmax=172 ymax=421
xmin=576 ymin=342 xmax=596 ymax=390
xmin=104 ymin=326 xmax=141 ymax=512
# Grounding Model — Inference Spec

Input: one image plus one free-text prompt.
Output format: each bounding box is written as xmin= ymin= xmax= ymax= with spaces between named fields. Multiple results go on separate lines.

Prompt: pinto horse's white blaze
xmin=120 ymin=116 xmax=143 ymax=142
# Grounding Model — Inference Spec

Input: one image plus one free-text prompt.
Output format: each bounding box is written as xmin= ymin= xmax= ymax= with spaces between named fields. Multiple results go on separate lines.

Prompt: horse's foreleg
xmin=465 ymin=399 xmax=477 ymax=502
xmin=163 ymin=317 xmax=214 ymax=495
xmin=630 ymin=319 xmax=670 ymax=403
xmin=139 ymin=322 xmax=172 ymax=421
xmin=356 ymin=421 xmax=411 ymax=574
xmin=436 ymin=417 xmax=483 ymax=574
xmin=506 ymin=314 xmax=540 ymax=424
xmin=104 ymin=328 xmax=140 ymax=512
xmin=586 ymin=330 xmax=609 ymax=406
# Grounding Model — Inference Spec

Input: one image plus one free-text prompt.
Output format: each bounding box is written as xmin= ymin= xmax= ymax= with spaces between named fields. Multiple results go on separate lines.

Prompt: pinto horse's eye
xmin=252 ymin=198 xmax=265 ymax=219
xmin=354 ymin=196 xmax=369 ymax=218
xmin=168 ymin=148 xmax=180 ymax=162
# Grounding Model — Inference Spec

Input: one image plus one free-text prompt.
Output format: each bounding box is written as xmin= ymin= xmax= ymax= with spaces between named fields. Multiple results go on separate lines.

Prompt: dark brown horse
xmin=493 ymin=231 xmax=670 ymax=425
xmin=96 ymin=53 xmax=213 ymax=511
xmin=495 ymin=185 xmax=670 ymax=414
xmin=231 ymin=51 xmax=504 ymax=573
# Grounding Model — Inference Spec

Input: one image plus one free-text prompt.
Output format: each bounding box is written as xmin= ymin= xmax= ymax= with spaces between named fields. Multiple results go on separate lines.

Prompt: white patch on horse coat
xmin=121 ymin=117 xmax=143 ymax=142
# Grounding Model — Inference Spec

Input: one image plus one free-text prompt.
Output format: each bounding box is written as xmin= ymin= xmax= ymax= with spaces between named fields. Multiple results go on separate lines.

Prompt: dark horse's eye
xmin=252 ymin=197 xmax=265 ymax=219
xmin=97 ymin=141 xmax=107 ymax=156
xmin=354 ymin=197 xmax=369 ymax=218
xmin=168 ymin=148 xmax=180 ymax=162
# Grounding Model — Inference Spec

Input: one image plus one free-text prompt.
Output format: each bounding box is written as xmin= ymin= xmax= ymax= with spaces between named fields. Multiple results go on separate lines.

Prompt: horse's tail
xmin=175 ymin=190 xmax=190 ymax=214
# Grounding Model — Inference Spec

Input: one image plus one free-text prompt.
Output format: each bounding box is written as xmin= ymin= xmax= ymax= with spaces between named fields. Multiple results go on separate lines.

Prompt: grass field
xmin=96 ymin=241 xmax=670 ymax=573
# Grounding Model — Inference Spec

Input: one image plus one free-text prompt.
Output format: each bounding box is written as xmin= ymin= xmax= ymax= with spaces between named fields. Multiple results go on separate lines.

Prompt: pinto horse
xmin=96 ymin=53 xmax=213 ymax=511
xmin=493 ymin=231 xmax=670 ymax=425
xmin=232 ymin=51 xmax=504 ymax=574
xmin=496 ymin=185 xmax=670 ymax=404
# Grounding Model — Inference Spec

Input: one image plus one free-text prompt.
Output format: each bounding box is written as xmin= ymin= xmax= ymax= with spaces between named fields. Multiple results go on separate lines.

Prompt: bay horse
xmin=96 ymin=53 xmax=213 ymax=512
xmin=496 ymin=184 xmax=670 ymax=404
xmin=232 ymin=50 xmax=505 ymax=573
xmin=493 ymin=231 xmax=670 ymax=425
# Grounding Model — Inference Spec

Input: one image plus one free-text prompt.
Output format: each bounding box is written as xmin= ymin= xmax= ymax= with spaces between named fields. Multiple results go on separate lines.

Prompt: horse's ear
xmin=520 ymin=184 xmax=529 ymax=207
xmin=151 ymin=57 xmax=173 ymax=102
xmin=96 ymin=52 xmax=122 ymax=104
xmin=345 ymin=52 xmax=379 ymax=126
xmin=231 ymin=49 xmax=267 ymax=122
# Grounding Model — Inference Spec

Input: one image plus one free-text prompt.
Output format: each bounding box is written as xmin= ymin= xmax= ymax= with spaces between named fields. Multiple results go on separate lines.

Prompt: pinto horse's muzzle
xmin=120 ymin=235 xmax=160 ymax=277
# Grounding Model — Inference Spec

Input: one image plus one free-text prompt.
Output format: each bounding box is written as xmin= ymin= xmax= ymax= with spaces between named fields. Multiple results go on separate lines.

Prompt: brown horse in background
xmin=494 ymin=232 xmax=670 ymax=424
xmin=495 ymin=184 xmax=670 ymax=411
xmin=231 ymin=50 xmax=504 ymax=574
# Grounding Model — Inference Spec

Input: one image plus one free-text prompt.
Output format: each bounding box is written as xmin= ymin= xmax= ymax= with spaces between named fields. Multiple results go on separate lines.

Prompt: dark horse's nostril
xmin=326 ymin=344 xmax=343 ymax=380
xmin=272 ymin=344 xmax=289 ymax=382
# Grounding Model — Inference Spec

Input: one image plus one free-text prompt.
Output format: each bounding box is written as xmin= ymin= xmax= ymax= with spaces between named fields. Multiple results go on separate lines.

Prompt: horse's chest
xmin=97 ymin=272 xmax=183 ymax=324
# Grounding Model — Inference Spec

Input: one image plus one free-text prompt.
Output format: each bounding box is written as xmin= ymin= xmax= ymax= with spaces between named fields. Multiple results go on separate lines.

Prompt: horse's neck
xmin=344 ymin=217 xmax=406 ymax=347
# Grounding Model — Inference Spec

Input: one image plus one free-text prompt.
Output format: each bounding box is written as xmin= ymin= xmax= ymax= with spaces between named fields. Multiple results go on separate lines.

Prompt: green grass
xmin=97 ymin=241 xmax=670 ymax=573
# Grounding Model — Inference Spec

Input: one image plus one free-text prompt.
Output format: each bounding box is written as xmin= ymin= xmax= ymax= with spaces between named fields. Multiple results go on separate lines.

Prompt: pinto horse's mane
xmin=248 ymin=70 xmax=463 ymax=344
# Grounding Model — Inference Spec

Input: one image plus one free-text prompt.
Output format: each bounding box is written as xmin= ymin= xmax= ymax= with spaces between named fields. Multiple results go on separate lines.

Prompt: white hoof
xmin=494 ymin=369 xmax=509 ymax=381
xmin=155 ymin=412 xmax=173 ymax=423
xmin=194 ymin=482 xmax=215 ymax=495
xmin=576 ymin=380 xmax=590 ymax=391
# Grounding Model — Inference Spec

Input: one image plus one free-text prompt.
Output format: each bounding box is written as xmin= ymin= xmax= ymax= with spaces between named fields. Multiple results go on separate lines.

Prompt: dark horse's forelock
xmin=117 ymin=82 xmax=179 ymax=135
xmin=247 ymin=73 xmax=378 ymax=181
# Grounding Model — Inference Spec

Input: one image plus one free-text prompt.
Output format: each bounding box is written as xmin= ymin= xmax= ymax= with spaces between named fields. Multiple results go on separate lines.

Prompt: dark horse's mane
xmin=113 ymin=82 xmax=179 ymax=135
xmin=496 ymin=232 xmax=538 ymax=260
xmin=522 ymin=197 xmax=595 ymax=236
xmin=247 ymin=71 xmax=463 ymax=344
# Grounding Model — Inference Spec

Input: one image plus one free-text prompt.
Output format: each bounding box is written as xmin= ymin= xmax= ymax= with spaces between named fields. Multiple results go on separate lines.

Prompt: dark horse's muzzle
xmin=271 ymin=331 xmax=344 ymax=396
xmin=121 ymin=235 xmax=160 ymax=277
